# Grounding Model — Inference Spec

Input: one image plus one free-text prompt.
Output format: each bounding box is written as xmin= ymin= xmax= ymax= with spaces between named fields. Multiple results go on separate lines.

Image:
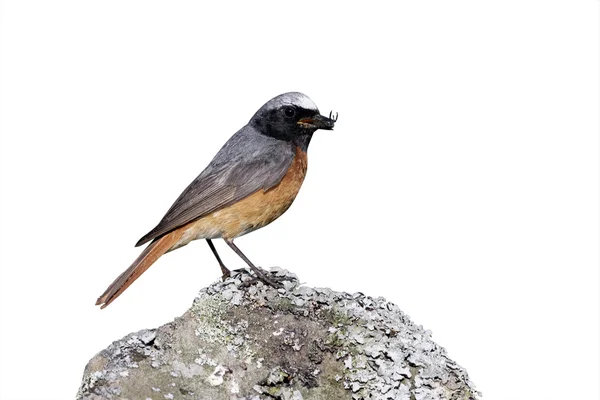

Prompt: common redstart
xmin=96 ymin=92 xmax=337 ymax=308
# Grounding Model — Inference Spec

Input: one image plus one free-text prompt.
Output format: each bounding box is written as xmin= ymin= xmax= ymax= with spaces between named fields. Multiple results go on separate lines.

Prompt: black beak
xmin=298 ymin=111 xmax=337 ymax=130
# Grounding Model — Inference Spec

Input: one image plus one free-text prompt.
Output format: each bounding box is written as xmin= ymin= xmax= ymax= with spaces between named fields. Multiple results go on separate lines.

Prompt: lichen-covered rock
xmin=77 ymin=268 xmax=479 ymax=400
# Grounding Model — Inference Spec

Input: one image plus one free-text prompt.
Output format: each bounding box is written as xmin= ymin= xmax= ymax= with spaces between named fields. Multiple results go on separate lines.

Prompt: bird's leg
xmin=224 ymin=239 xmax=282 ymax=288
xmin=206 ymin=239 xmax=230 ymax=281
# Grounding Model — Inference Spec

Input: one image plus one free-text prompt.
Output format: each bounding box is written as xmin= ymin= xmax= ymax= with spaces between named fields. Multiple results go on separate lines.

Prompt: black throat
xmin=292 ymin=133 xmax=313 ymax=152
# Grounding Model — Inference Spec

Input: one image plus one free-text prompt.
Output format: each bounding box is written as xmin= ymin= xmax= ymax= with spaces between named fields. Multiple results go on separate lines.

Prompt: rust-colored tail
xmin=95 ymin=230 xmax=184 ymax=309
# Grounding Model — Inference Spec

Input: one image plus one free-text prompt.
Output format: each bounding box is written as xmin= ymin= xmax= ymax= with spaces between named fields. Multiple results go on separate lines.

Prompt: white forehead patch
xmin=288 ymin=93 xmax=318 ymax=110
xmin=264 ymin=92 xmax=318 ymax=111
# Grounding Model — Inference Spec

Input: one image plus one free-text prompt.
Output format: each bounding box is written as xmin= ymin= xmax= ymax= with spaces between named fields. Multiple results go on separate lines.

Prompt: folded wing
xmin=136 ymin=130 xmax=295 ymax=246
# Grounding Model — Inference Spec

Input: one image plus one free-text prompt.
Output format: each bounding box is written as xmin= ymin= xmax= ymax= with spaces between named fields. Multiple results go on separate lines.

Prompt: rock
xmin=77 ymin=268 xmax=479 ymax=400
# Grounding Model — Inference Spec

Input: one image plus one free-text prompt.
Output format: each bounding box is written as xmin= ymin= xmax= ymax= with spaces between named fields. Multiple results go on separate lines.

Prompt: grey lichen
xmin=77 ymin=268 xmax=480 ymax=400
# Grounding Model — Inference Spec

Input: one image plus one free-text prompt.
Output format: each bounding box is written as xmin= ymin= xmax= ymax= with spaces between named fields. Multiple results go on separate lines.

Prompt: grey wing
xmin=135 ymin=130 xmax=294 ymax=246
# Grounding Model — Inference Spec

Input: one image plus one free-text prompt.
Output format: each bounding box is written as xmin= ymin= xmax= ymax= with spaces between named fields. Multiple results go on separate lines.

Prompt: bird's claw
xmin=238 ymin=267 xmax=287 ymax=289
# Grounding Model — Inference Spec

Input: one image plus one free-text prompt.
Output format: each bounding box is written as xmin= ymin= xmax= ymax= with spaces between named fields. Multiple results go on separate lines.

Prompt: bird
xmin=96 ymin=92 xmax=337 ymax=308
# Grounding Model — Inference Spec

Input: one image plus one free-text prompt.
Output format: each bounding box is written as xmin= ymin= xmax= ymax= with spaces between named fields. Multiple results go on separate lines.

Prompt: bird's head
xmin=250 ymin=92 xmax=337 ymax=149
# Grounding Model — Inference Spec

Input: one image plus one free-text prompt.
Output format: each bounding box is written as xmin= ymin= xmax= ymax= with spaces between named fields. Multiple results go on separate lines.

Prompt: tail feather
xmin=96 ymin=230 xmax=184 ymax=309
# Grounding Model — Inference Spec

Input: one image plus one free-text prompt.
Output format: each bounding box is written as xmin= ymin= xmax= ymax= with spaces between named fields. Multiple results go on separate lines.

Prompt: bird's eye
xmin=284 ymin=107 xmax=295 ymax=118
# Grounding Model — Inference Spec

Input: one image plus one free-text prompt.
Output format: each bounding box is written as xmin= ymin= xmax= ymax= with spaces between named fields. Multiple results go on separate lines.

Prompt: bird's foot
xmin=220 ymin=266 xmax=231 ymax=282
xmin=238 ymin=267 xmax=290 ymax=289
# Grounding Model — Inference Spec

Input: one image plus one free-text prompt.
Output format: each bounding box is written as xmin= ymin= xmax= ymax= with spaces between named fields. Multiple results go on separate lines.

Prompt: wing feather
xmin=135 ymin=128 xmax=295 ymax=246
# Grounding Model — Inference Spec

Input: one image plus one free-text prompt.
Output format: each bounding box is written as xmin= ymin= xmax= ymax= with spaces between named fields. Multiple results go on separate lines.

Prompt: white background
xmin=1 ymin=1 xmax=598 ymax=399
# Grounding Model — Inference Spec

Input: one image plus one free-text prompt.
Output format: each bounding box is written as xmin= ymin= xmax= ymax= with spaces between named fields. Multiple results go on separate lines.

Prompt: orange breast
xmin=171 ymin=147 xmax=308 ymax=249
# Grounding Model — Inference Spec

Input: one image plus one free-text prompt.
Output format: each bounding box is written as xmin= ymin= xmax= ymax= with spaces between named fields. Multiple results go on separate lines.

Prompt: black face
xmin=250 ymin=105 xmax=336 ymax=150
